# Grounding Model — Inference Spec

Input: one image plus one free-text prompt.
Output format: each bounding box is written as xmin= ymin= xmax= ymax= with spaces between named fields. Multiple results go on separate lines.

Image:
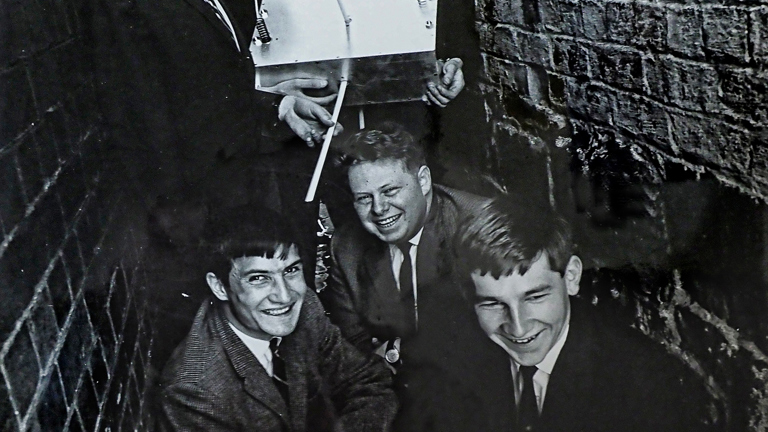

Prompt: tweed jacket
xmin=395 ymin=297 xmax=715 ymax=432
xmin=155 ymin=291 xmax=397 ymax=432
xmin=323 ymin=184 xmax=488 ymax=351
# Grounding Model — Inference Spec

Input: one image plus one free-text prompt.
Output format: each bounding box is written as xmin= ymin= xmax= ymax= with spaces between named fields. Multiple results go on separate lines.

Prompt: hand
xmin=278 ymin=96 xmax=344 ymax=146
xmin=262 ymin=78 xmax=337 ymax=105
xmin=424 ymin=58 xmax=465 ymax=108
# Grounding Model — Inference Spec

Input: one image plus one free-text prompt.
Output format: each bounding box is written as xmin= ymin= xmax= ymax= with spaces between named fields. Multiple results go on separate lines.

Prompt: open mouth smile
xmin=262 ymin=304 xmax=293 ymax=316
xmin=504 ymin=330 xmax=542 ymax=345
xmin=374 ymin=214 xmax=401 ymax=228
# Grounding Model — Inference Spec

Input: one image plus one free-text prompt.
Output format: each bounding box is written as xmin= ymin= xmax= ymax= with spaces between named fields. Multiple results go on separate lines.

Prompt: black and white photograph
xmin=1 ymin=0 xmax=767 ymax=430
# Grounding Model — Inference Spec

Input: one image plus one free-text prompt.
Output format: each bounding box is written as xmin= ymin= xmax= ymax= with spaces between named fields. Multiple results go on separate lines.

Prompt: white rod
xmin=336 ymin=0 xmax=352 ymax=25
xmin=304 ymin=79 xmax=349 ymax=202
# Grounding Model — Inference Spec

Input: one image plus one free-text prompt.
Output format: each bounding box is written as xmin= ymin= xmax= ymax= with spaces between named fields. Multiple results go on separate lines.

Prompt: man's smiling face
xmin=210 ymin=244 xmax=307 ymax=340
xmin=348 ymin=159 xmax=431 ymax=245
xmin=471 ymin=253 xmax=581 ymax=366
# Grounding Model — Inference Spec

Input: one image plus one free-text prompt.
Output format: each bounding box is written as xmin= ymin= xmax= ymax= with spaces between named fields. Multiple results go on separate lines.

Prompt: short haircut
xmin=203 ymin=204 xmax=302 ymax=287
xmin=454 ymin=195 xmax=573 ymax=279
xmin=336 ymin=122 xmax=426 ymax=172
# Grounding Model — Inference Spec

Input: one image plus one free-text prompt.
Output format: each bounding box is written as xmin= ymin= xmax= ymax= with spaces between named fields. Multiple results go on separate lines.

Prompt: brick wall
xmin=476 ymin=0 xmax=768 ymax=430
xmin=0 ymin=0 xmax=154 ymax=431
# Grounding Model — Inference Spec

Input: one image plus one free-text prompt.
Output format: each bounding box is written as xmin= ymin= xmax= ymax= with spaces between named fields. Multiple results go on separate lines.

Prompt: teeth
xmin=510 ymin=334 xmax=537 ymax=344
xmin=263 ymin=305 xmax=291 ymax=316
xmin=376 ymin=215 xmax=400 ymax=228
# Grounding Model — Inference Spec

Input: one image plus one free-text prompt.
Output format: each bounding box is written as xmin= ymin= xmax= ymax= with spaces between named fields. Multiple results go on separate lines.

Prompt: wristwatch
xmin=385 ymin=339 xmax=400 ymax=364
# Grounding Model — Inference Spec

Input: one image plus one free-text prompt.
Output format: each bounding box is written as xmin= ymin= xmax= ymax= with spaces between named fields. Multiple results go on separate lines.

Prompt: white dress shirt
xmin=229 ymin=322 xmax=280 ymax=376
xmin=501 ymin=323 xmax=570 ymax=413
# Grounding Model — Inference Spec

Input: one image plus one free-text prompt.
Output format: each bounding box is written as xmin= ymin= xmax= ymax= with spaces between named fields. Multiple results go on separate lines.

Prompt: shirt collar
xmin=536 ymin=323 xmax=569 ymax=375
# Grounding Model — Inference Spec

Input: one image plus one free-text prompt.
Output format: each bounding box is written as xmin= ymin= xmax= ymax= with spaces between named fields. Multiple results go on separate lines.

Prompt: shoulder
xmin=433 ymin=184 xmax=489 ymax=214
xmin=159 ymin=301 xmax=234 ymax=390
xmin=331 ymin=221 xmax=377 ymax=259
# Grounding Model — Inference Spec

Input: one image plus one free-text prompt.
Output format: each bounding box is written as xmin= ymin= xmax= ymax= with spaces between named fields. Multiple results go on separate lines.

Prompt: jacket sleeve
xmin=308 ymin=294 xmax=398 ymax=432
xmin=322 ymin=235 xmax=374 ymax=351
xmin=155 ymin=383 xmax=239 ymax=432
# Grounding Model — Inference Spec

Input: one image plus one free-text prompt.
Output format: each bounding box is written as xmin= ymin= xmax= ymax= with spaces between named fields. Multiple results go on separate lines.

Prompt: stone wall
xmin=475 ymin=0 xmax=768 ymax=429
xmin=0 ymin=0 xmax=155 ymax=430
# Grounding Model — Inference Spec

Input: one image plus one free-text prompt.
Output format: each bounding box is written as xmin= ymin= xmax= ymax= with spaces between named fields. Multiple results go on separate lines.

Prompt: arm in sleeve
xmin=309 ymin=294 xmax=397 ymax=432
xmin=321 ymin=236 xmax=374 ymax=351
xmin=155 ymin=383 xmax=239 ymax=432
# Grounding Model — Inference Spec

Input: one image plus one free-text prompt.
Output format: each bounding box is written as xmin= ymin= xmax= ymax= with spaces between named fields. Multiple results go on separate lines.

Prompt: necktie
xmin=269 ymin=338 xmax=290 ymax=405
xmin=202 ymin=0 xmax=240 ymax=50
xmin=517 ymin=365 xmax=539 ymax=431
xmin=397 ymin=243 xmax=417 ymax=335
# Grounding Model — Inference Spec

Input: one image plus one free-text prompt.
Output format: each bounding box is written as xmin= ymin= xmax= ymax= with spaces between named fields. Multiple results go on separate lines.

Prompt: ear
xmin=563 ymin=255 xmax=582 ymax=296
xmin=417 ymin=165 xmax=432 ymax=197
xmin=206 ymin=272 xmax=230 ymax=301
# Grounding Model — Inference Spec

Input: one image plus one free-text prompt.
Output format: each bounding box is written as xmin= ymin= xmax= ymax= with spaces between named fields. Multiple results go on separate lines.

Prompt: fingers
xmin=301 ymin=99 xmax=335 ymax=127
xmin=305 ymin=92 xmax=337 ymax=105
xmin=442 ymin=58 xmax=464 ymax=85
xmin=292 ymin=78 xmax=328 ymax=89
xmin=284 ymin=113 xmax=317 ymax=147
xmin=426 ymin=82 xmax=450 ymax=107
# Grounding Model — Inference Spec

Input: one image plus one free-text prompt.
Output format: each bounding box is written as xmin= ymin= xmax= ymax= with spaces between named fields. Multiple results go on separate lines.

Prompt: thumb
xmin=294 ymin=78 xmax=329 ymax=89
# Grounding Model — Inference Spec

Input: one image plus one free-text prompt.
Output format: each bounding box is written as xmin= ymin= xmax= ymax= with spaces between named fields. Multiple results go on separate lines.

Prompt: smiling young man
xmin=322 ymin=124 xmax=487 ymax=367
xmin=404 ymin=195 xmax=710 ymax=432
xmin=155 ymin=206 xmax=396 ymax=432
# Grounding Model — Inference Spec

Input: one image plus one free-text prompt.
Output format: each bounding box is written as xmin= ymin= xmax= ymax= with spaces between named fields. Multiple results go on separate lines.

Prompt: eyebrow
xmin=524 ymin=284 xmax=552 ymax=296
xmin=240 ymin=258 xmax=303 ymax=276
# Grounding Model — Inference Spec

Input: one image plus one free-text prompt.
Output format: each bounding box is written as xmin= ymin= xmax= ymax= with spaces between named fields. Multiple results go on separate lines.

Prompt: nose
xmin=502 ymin=303 xmax=529 ymax=337
xmin=371 ymin=195 xmax=390 ymax=216
xmin=269 ymin=276 xmax=292 ymax=304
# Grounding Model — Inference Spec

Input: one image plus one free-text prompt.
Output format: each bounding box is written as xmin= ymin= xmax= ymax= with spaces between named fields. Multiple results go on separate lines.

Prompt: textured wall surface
xmin=0 ymin=0 xmax=155 ymax=431
xmin=476 ymin=0 xmax=768 ymax=430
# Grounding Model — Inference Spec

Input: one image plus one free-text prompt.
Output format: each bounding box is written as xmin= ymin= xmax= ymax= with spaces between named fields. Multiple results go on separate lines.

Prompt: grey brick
xmin=664 ymin=57 xmax=720 ymax=113
xmin=493 ymin=26 xmax=552 ymax=67
xmin=493 ymin=0 xmax=526 ymax=26
xmin=750 ymin=7 xmax=768 ymax=65
xmin=669 ymin=113 xmax=751 ymax=172
xmin=594 ymin=46 xmax=644 ymax=91
xmin=605 ymin=1 xmax=636 ymax=45
xmin=634 ymin=3 xmax=666 ymax=51
xmin=718 ymin=66 xmax=768 ymax=123
xmin=702 ymin=7 xmax=750 ymax=64
xmin=667 ymin=8 xmax=705 ymax=60
xmin=4 ymin=329 xmax=40 ymax=417
xmin=558 ymin=0 xmax=583 ymax=37
xmin=581 ymin=1 xmax=607 ymax=41
xmin=28 ymin=289 xmax=60 ymax=367
xmin=551 ymin=37 xmax=590 ymax=77
xmin=614 ymin=94 xmax=670 ymax=149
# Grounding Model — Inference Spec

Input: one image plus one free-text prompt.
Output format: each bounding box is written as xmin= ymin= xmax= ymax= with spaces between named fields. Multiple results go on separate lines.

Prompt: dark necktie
xmin=517 ymin=365 xmax=539 ymax=431
xmin=397 ymin=243 xmax=417 ymax=335
xmin=269 ymin=338 xmax=290 ymax=405
xmin=201 ymin=0 xmax=240 ymax=49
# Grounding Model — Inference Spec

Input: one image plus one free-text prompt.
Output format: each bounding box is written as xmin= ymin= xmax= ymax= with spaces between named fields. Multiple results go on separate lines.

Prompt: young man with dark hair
xmin=324 ymin=124 xmax=488 ymax=367
xmin=398 ymin=195 xmax=711 ymax=432
xmin=155 ymin=206 xmax=396 ymax=432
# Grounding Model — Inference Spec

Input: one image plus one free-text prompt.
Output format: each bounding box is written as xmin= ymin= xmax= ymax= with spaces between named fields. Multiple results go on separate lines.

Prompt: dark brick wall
xmin=476 ymin=0 xmax=768 ymax=429
xmin=1 ymin=0 xmax=154 ymax=431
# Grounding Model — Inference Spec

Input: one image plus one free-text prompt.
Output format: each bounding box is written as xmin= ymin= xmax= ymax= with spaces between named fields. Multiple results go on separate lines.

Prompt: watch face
xmin=385 ymin=348 xmax=400 ymax=364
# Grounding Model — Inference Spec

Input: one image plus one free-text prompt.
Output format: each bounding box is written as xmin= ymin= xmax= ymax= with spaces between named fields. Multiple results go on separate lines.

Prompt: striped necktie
xmin=202 ymin=0 xmax=240 ymax=51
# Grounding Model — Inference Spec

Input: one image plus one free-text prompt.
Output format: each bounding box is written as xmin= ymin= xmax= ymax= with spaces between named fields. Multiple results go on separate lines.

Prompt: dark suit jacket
xmin=89 ymin=0 xmax=289 ymax=202
xmin=396 ymin=297 xmax=714 ymax=432
xmin=155 ymin=291 xmax=397 ymax=432
xmin=322 ymin=184 xmax=488 ymax=351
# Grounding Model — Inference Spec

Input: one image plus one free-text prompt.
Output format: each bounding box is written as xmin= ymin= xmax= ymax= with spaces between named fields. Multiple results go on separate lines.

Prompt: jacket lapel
xmin=213 ymin=305 xmax=291 ymax=428
xmin=280 ymin=335 xmax=310 ymax=432
xmin=360 ymin=239 xmax=409 ymax=338
xmin=183 ymin=0 xmax=245 ymax=51
xmin=538 ymin=303 xmax=595 ymax=429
